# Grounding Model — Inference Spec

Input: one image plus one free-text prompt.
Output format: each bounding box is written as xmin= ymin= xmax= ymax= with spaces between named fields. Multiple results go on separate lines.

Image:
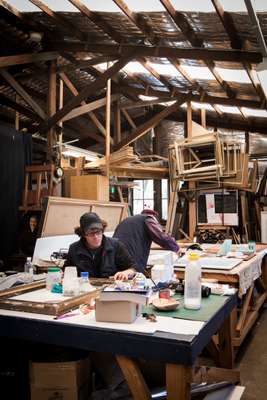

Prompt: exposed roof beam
xmin=120 ymin=86 xmax=262 ymax=109
xmin=114 ymin=100 xmax=184 ymax=150
xmin=68 ymin=0 xmax=122 ymax=43
xmin=48 ymin=42 xmax=262 ymax=63
xmin=0 ymin=51 xmax=59 ymax=68
xmin=0 ymin=69 xmax=47 ymax=119
xmin=39 ymin=57 xmax=130 ymax=134
xmin=211 ymin=0 xmax=242 ymax=49
xmin=113 ymin=0 xmax=159 ymax=44
xmin=61 ymin=95 xmax=119 ymax=122
xmin=57 ymin=56 xmax=118 ymax=73
xmin=160 ymin=0 xmax=238 ymax=101
xmin=59 ymin=71 xmax=106 ymax=144
xmin=211 ymin=0 xmax=266 ymax=106
xmin=244 ymin=0 xmax=267 ymax=57
xmin=169 ymin=108 xmax=267 ymax=135
xmin=0 ymin=92 xmax=42 ymax=123
xmin=29 ymin=0 xmax=86 ymax=42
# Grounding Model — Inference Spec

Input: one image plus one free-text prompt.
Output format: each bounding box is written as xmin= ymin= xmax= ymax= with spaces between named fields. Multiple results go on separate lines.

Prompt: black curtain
xmin=0 ymin=123 xmax=31 ymax=264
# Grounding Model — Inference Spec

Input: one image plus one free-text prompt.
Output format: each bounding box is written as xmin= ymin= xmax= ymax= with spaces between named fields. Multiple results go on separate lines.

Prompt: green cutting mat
xmin=143 ymin=294 xmax=228 ymax=322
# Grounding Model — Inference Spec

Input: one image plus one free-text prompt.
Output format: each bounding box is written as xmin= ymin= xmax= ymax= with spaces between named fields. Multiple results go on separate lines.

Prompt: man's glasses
xmin=85 ymin=229 xmax=103 ymax=237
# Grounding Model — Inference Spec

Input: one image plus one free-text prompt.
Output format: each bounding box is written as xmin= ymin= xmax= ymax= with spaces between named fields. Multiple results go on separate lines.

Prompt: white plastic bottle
xmin=79 ymin=271 xmax=92 ymax=293
xmin=24 ymin=257 xmax=34 ymax=277
xmin=184 ymin=252 xmax=202 ymax=310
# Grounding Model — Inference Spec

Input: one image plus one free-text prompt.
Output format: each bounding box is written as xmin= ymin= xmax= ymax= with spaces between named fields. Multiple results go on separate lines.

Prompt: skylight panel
xmin=171 ymin=0 xmax=214 ymax=12
xmin=81 ymin=0 xmax=122 ymax=12
xmin=148 ymin=63 xmax=182 ymax=78
xmin=8 ymin=0 xmax=40 ymax=12
xmin=191 ymin=102 xmax=215 ymax=111
xmin=181 ymin=66 xmax=215 ymax=80
xmin=181 ymin=102 xmax=215 ymax=112
xmin=123 ymin=62 xmax=149 ymax=75
xmin=215 ymin=68 xmax=251 ymax=84
xmin=242 ymin=108 xmax=267 ymax=118
xmin=217 ymin=105 xmax=240 ymax=114
xmin=123 ymin=0 xmax=165 ymax=12
xmin=139 ymin=95 xmax=158 ymax=101
xmin=40 ymin=0 xmax=78 ymax=12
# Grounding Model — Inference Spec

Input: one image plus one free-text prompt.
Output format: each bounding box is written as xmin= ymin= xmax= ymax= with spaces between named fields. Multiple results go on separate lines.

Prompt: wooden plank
xmin=48 ymin=42 xmax=263 ymax=63
xmin=166 ymin=363 xmax=191 ymax=400
xmin=0 ymin=69 xmax=46 ymax=119
xmin=61 ymin=95 xmax=119 ymax=122
xmin=193 ymin=366 xmax=240 ymax=384
xmin=114 ymin=100 xmax=121 ymax=144
xmin=39 ymin=57 xmax=129 ymax=134
xmin=116 ymin=355 xmax=151 ymax=400
xmin=236 ymin=285 xmax=254 ymax=333
xmin=0 ymin=51 xmax=58 ymax=68
xmin=59 ymin=72 xmax=107 ymax=144
xmin=114 ymin=100 xmax=182 ymax=150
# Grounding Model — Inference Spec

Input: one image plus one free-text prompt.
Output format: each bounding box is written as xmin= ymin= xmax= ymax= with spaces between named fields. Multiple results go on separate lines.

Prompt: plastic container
xmin=184 ymin=252 xmax=201 ymax=310
xmin=46 ymin=267 xmax=62 ymax=290
xmin=79 ymin=272 xmax=92 ymax=294
xmin=24 ymin=257 xmax=34 ymax=280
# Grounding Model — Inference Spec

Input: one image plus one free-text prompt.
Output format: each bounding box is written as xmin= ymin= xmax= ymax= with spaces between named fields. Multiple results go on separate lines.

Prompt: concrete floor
xmin=236 ymin=306 xmax=267 ymax=400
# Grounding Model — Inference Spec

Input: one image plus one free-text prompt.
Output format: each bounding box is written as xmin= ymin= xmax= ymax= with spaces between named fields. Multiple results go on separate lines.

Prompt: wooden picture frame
xmin=0 ymin=280 xmax=101 ymax=316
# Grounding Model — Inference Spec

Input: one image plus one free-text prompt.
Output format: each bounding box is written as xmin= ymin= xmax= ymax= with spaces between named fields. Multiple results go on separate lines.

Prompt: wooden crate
xmin=70 ymin=174 xmax=109 ymax=201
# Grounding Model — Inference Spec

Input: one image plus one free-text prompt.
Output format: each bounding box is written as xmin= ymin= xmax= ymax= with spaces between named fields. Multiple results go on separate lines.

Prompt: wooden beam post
xmin=47 ymin=59 xmax=57 ymax=162
xmin=105 ymin=69 xmax=111 ymax=178
xmin=186 ymin=102 xmax=197 ymax=240
xmin=114 ymin=100 xmax=121 ymax=144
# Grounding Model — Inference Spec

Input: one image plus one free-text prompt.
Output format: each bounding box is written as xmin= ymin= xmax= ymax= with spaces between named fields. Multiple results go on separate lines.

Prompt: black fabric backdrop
xmin=0 ymin=123 xmax=32 ymax=264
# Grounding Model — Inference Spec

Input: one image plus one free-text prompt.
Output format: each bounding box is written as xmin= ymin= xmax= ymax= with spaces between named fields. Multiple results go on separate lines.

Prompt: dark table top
xmin=0 ymin=293 xmax=236 ymax=366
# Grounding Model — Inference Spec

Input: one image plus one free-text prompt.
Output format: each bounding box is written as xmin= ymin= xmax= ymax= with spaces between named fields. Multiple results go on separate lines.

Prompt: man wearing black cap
xmin=65 ymin=212 xmax=137 ymax=280
xmin=113 ymin=208 xmax=179 ymax=273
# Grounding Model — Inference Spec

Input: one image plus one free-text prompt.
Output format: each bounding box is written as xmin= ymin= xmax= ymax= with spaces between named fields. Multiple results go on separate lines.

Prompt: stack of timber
xmin=84 ymin=147 xmax=168 ymax=179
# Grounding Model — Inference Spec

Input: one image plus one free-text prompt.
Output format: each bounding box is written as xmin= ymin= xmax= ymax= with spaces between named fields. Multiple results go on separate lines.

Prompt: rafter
xmin=0 ymin=92 xmax=42 ymax=123
xmin=0 ymin=69 xmax=47 ymax=119
xmin=0 ymin=51 xmax=59 ymax=68
xmin=68 ymin=0 xmax=122 ymax=43
xmin=114 ymin=100 xmax=183 ymax=150
xmin=211 ymin=0 xmax=266 ymax=106
xmin=159 ymin=0 xmax=239 ymax=101
xmin=120 ymin=86 xmax=262 ymax=109
xmin=29 ymin=0 xmax=86 ymax=42
xmin=47 ymin=42 xmax=262 ymax=63
xmin=59 ymin=71 xmax=108 ymax=140
xmin=39 ymin=57 xmax=130 ymax=134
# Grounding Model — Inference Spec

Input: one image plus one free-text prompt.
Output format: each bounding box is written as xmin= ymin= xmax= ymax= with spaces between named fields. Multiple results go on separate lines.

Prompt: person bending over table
xmin=65 ymin=212 xmax=137 ymax=281
xmin=113 ymin=208 xmax=180 ymax=273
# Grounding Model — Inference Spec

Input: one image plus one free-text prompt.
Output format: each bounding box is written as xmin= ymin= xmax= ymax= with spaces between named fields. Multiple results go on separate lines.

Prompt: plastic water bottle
xmin=184 ymin=252 xmax=201 ymax=310
xmin=24 ymin=257 xmax=34 ymax=277
xmin=79 ymin=271 xmax=92 ymax=294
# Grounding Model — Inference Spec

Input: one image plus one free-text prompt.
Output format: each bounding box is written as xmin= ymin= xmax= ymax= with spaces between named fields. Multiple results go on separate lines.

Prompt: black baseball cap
xmin=80 ymin=212 xmax=103 ymax=233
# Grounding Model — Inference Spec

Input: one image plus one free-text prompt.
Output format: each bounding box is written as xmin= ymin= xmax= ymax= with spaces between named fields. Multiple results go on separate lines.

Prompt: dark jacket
xmin=113 ymin=214 xmax=179 ymax=272
xmin=65 ymin=236 xmax=136 ymax=277
xmin=113 ymin=214 xmax=151 ymax=272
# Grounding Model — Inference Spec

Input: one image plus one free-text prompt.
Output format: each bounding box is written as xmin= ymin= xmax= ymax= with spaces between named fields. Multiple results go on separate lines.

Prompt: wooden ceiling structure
xmin=1 ymin=0 xmax=267 ymax=158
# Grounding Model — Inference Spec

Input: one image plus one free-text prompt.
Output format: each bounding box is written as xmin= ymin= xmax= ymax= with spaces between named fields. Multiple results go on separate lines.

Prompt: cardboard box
xmin=95 ymin=298 xmax=141 ymax=323
xmin=31 ymin=381 xmax=89 ymax=400
xmin=30 ymin=357 xmax=90 ymax=389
